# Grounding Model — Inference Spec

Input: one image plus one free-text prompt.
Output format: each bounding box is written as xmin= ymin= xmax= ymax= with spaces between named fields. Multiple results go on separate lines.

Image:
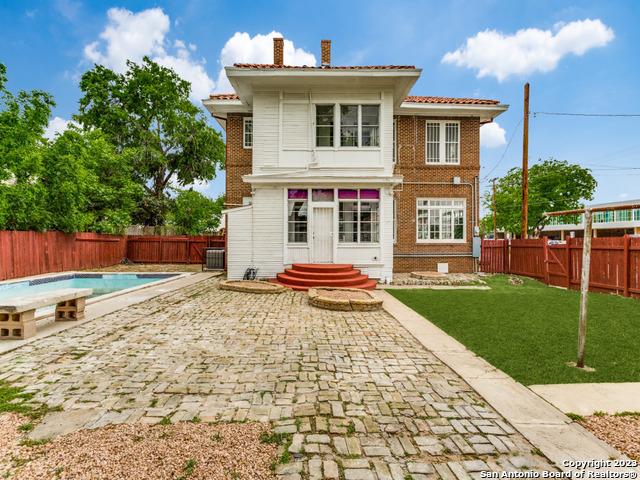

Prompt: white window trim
xmin=392 ymin=118 xmax=397 ymax=164
xmin=338 ymin=190 xmax=380 ymax=245
xmin=243 ymin=117 xmax=253 ymax=149
xmin=425 ymin=120 xmax=460 ymax=165
xmin=313 ymin=103 xmax=381 ymax=151
xmin=416 ymin=197 xmax=467 ymax=244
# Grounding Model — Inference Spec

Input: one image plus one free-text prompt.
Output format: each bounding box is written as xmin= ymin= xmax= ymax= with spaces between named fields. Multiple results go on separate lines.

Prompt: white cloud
xmin=215 ymin=31 xmax=316 ymax=92
xmin=44 ymin=116 xmax=77 ymax=140
xmin=84 ymin=7 xmax=213 ymax=101
xmin=480 ymin=122 xmax=506 ymax=148
xmin=84 ymin=9 xmax=317 ymax=101
xmin=442 ymin=19 xmax=614 ymax=81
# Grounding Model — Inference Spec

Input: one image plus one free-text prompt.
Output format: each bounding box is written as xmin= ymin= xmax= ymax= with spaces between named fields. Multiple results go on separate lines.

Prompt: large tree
xmin=482 ymin=159 xmax=597 ymax=237
xmin=0 ymin=63 xmax=54 ymax=230
xmin=42 ymin=129 xmax=143 ymax=234
xmin=75 ymin=57 xmax=225 ymax=226
xmin=168 ymin=190 xmax=224 ymax=235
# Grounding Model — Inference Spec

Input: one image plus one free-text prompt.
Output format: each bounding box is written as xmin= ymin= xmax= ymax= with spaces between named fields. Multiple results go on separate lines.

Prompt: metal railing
xmin=546 ymin=208 xmax=640 ymax=226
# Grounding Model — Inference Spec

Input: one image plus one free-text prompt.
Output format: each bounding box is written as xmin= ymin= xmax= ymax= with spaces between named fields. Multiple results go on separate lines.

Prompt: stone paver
xmin=0 ymin=277 xmax=554 ymax=478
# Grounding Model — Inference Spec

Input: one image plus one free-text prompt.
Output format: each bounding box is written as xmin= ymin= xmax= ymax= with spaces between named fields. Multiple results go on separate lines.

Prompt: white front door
xmin=312 ymin=207 xmax=333 ymax=263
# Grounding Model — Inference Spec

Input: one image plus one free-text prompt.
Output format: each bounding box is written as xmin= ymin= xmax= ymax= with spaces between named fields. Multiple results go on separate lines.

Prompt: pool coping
xmin=0 ymin=271 xmax=222 ymax=355
xmin=1 ymin=271 xmax=191 ymax=322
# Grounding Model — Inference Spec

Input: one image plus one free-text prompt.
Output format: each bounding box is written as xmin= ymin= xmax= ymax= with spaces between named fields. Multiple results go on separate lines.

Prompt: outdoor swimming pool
xmin=0 ymin=273 xmax=179 ymax=302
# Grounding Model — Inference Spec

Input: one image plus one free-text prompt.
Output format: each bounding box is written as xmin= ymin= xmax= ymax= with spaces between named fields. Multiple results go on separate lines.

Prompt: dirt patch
xmin=0 ymin=414 xmax=278 ymax=479
xmin=580 ymin=414 xmax=640 ymax=461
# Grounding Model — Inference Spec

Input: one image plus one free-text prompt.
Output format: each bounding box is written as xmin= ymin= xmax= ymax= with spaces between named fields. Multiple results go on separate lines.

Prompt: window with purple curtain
xmin=288 ymin=189 xmax=308 ymax=243
xmin=338 ymin=189 xmax=379 ymax=243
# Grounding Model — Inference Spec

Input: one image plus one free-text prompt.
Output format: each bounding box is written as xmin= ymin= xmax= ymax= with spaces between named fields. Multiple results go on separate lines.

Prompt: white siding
xmin=282 ymin=103 xmax=310 ymax=150
xmin=251 ymin=187 xmax=284 ymax=278
xmin=253 ymin=92 xmax=279 ymax=169
xmin=226 ymin=206 xmax=253 ymax=280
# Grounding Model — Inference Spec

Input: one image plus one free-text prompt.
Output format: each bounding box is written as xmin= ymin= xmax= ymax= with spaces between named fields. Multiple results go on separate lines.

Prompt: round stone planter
xmin=218 ymin=280 xmax=286 ymax=294
xmin=308 ymin=287 xmax=382 ymax=311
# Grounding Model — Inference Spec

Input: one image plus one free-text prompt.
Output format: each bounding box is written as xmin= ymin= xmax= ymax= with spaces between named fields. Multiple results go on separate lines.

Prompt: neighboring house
xmin=542 ymin=199 xmax=640 ymax=239
xmin=203 ymin=38 xmax=507 ymax=283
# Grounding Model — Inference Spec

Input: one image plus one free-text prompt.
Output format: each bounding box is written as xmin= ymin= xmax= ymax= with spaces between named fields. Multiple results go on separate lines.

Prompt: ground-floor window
xmin=338 ymin=189 xmax=379 ymax=243
xmin=417 ymin=198 xmax=465 ymax=242
xmin=288 ymin=189 xmax=308 ymax=243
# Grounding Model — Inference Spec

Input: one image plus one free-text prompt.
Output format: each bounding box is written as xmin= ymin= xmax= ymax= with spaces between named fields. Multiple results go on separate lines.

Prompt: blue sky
xmin=2 ymin=0 xmax=639 ymax=209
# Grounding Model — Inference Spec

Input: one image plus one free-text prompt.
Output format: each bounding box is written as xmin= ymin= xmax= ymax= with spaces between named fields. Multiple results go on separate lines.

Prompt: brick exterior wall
xmin=225 ymin=113 xmax=253 ymax=207
xmin=393 ymin=116 xmax=480 ymax=273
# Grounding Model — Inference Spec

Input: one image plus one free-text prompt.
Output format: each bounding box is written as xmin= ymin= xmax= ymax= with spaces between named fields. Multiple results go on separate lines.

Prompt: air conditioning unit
xmin=203 ymin=248 xmax=225 ymax=270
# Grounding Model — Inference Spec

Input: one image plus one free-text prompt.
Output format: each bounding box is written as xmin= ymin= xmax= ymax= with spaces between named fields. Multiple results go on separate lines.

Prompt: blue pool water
xmin=0 ymin=273 xmax=178 ymax=302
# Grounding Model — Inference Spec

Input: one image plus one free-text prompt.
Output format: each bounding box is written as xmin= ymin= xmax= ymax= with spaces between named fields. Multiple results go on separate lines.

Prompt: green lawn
xmin=388 ymin=275 xmax=640 ymax=385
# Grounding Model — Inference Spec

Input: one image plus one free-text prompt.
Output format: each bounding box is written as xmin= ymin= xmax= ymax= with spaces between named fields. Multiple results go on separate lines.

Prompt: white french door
xmin=312 ymin=207 xmax=334 ymax=263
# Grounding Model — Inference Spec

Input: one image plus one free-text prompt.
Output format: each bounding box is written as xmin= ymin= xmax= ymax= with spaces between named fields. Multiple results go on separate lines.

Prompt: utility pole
xmin=577 ymin=208 xmax=593 ymax=368
xmin=521 ymin=82 xmax=530 ymax=239
xmin=492 ymin=178 xmax=497 ymax=239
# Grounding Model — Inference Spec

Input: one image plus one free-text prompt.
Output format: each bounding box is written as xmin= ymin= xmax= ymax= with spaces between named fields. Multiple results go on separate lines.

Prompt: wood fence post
xmin=623 ymin=234 xmax=630 ymax=297
xmin=543 ymin=236 xmax=550 ymax=285
xmin=503 ymin=239 xmax=509 ymax=273
xmin=565 ymin=237 xmax=572 ymax=289
xmin=577 ymin=209 xmax=593 ymax=369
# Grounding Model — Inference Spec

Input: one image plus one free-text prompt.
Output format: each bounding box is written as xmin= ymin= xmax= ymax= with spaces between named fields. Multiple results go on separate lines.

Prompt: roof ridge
xmin=210 ymin=93 xmax=501 ymax=105
xmin=232 ymin=63 xmax=417 ymax=70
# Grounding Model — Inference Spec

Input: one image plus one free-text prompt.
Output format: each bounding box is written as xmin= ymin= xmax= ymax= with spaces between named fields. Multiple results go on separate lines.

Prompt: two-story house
xmin=203 ymin=38 xmax=507 ymax=287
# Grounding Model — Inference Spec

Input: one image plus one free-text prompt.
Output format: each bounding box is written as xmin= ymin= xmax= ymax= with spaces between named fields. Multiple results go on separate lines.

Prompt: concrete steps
xmin=270 ymin=264 xmax=377 ymax=291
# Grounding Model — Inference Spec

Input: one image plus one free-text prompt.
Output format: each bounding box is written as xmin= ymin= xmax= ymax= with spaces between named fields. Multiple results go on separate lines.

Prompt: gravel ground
xmin=580 ymin=414 xmax=640 ymax=461
xmin=390 ymin=272 xmax=486 ymax=286
xmin=0 ymin=414 xmax=278 ymax=479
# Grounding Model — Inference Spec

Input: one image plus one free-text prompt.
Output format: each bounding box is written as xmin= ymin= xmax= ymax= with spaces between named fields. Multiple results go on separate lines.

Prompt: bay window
xmin=338 ymin=189 xmax=379 ymax=243
xmin=425 ymin=121 xmax=459 ymax=164
xmin=417 ymin=199 xmax=465 ymax=242
xmin=288 ymin=189 xmax=308 ymax=243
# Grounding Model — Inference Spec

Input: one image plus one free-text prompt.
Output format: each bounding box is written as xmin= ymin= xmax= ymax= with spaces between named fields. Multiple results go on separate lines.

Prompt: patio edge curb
xmin=375 ymin=290 xmax=638 ymax=474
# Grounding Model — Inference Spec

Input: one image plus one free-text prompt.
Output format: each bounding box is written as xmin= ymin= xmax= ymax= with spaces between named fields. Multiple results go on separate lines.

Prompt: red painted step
xmin=291 ymin=263 xmax=354 ymax=273
xmin=271 ymin=263 xmax=377 ymax=291
xmin=283 ymin=268 xmax=361 ymax=280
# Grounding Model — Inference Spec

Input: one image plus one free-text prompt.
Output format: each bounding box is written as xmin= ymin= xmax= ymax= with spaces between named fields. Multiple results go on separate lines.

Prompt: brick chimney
xmin=321 ymin=39 xmax=331 ymax=66
xmin=273 ymin=37 xmax=284 ymax=65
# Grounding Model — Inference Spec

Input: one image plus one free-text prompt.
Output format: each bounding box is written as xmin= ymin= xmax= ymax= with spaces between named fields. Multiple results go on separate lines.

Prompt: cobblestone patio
xmin=0 ymin=277 xmax=553 ymax=479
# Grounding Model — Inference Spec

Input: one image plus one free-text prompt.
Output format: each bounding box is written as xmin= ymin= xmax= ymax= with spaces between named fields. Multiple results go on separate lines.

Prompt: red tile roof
xmin=404 ymin=95 xmax=500 ymax=105
xmin=209 ymin=93 xmax=240 ymax=100
xmin=232 ymin=63 xmax=417 ymax=70
xmin=210 ymin=93 xmax=501 ymax=105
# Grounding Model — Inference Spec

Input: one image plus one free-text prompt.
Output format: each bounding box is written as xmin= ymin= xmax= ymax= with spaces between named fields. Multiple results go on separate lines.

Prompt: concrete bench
xmin=0 ymin=288 xmax=93 ymax=340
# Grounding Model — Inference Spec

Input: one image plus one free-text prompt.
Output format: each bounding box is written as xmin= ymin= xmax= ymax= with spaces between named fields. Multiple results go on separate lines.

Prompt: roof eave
xmin=396 ymin=102 xmax=509 ymax=121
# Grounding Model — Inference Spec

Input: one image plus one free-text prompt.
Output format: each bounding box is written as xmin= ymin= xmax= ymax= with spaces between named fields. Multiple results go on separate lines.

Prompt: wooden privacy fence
xmin=0 ymin=231 xmax=127 ymax=282
xmin=125 ymin=235 xmax=225 ymax=264
xmin=481 ymin=236 xmax=640 ymax=298
xmin=0 ymin=231 xmax=226 ymax=281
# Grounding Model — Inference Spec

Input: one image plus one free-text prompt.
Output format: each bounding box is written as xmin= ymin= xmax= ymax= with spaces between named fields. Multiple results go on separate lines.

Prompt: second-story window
xmin=243 ymin=117 xmax=253 ymax=148
xmin=340 ymin=105 xmax=359 ymax=147
xmin=315 ymin=104 xmax=380 ymax=148
xmin=425 ymin=120 xmax=459 ymax=164
xmin=315 ymin=105 xmax=334 ymax=147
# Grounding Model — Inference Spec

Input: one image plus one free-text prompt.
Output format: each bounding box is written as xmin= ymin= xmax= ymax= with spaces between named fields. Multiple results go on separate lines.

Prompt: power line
xmin=481 ymin=118 xmax=523 ymax=182
xmin=532 ymin=111 xmax=640 ymax=118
